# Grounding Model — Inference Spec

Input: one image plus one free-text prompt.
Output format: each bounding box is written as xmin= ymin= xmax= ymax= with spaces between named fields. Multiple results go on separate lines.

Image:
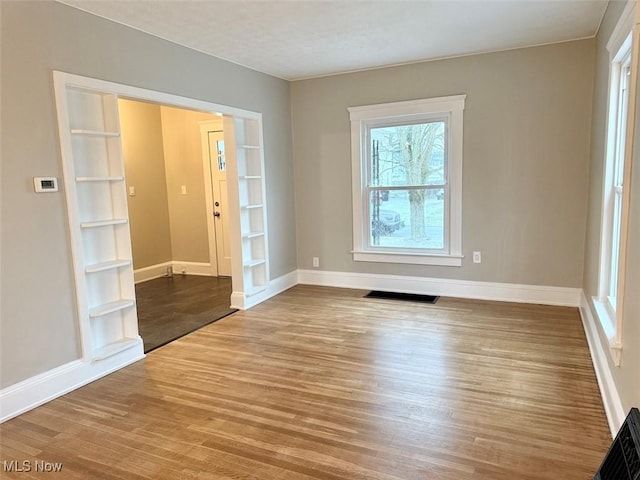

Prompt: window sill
xmin=352 ymin=251 xmax=463 ymax=266
xmin=592 ymin=296 xmax=622 ymax=366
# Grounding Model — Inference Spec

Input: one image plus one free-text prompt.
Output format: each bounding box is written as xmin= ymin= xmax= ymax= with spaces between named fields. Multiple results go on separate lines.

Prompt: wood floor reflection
xmin=0 ymin=285 xmax=611 ymax=479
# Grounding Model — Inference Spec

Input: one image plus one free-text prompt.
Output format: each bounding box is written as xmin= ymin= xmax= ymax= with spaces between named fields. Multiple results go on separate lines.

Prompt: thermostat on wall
xmin=33 ymin=177 xmax=58 ymax=193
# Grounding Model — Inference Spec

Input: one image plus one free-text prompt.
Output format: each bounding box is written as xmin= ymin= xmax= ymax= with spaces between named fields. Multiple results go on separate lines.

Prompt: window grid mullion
xmin=367 ymin=185 xmax=446 ymax=191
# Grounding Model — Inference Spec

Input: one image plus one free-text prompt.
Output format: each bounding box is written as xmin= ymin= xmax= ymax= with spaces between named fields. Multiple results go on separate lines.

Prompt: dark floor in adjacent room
xmin=135 ymin=275 xmax=236 ymax=352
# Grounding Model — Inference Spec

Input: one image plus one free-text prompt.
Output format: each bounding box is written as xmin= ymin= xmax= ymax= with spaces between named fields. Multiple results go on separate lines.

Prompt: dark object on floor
xmin=364 ymin=290 xmax=439 ymax=304
xmin=594 ymin=407 xmax=640 ymax=480
xmin=136 ymin=275 xmax=237 ymax=353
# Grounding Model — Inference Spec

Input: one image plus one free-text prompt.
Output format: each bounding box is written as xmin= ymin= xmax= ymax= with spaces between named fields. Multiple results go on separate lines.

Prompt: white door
xmin=208 ymin=131 xmax=232 ymax=276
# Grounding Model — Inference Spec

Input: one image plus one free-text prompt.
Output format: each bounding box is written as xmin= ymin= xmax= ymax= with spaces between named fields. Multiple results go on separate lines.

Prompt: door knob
xmin=214 ymin=212 xmax=221 ymax=218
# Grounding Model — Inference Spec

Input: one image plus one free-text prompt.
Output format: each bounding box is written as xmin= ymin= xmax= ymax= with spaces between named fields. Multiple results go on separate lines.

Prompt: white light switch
xmin=129 ymin=186 xmax=136 ymax=196
xmin=181 ymin=185 xmax=187 ymax=195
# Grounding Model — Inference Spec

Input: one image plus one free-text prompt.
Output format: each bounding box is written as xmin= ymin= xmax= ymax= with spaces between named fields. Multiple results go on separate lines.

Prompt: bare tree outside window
xmin=370 ymin=121 xmax=445 ymax=248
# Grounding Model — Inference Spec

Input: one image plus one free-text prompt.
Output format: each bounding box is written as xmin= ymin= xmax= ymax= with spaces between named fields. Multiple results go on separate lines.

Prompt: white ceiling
xmin=58 ymin=0 xmax=609 ymax=81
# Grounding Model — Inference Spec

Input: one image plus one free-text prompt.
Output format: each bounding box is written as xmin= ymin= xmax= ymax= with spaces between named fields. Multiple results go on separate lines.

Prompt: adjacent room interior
xmin=118 ymin=99 xmax=236 ymax=352
xmin=1 ymin=0 xmax=639 ymax=478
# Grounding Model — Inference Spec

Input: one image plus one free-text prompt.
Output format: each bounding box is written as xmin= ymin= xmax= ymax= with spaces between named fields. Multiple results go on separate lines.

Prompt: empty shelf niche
xmin=76 ymin=182 xmax=128 ymax=223
xmin=81 ymin=224 xmax=130 ymax=266
xmin=67 ymin=88 xmax=120 ymax=132
xmin=238 ymin=179 xmax=263 ymax=206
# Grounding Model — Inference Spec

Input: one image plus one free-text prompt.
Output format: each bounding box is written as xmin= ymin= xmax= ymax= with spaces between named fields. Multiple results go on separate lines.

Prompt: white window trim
xmin=594 ymin=0 xmax=637 ymax=367
xmin=348 ymin=95 xmax=465 ymax=266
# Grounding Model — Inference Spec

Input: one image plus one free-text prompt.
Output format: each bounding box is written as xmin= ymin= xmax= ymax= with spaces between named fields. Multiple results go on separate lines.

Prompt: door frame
xmin=54 ymin=71 xmax=267 ymax=308
xmin=199 ymin=121 xmax=224 ymax=277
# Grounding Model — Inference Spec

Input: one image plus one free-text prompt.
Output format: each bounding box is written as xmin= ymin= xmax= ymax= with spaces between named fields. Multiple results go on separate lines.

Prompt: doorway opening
xmin=53 ymin=71 xmax=270 ymax=368
xmin=117 ymin=99 xmax=237 ymax=352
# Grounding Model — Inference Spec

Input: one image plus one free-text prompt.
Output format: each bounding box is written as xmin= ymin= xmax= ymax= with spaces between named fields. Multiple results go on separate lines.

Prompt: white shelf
xmin=238 ymin=144 xmax=260 ymax=150
xmin=242 ymin=204 xmax=263 ymax=210
xmin=92 ymin=338 xmax=139 ymax=361
xmin=76 ymin=176 xmax=125 ymax=182
xmin=70 ymin=129 xmax=120 ymax=137
xmin=88 ymin=299 xmax=135 ymax=318
xmin=239 ymin=175 xmax=262 ymax=180
xmin=243 ymin=259 xmax=266 ymax=268
xmin=85 ymin=259 xmax=132 ymax=273
xmin=242 ymin=232 xmax=265 ymax=239
xmin=80 ymin=218 xmax=128 ymax=228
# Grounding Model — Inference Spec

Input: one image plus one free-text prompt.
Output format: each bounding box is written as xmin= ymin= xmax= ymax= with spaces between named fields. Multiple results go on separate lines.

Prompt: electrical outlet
xmin=312 ymin=257 xmax=320 ymax=268
xmin=181 ymin=185 xmax=187 ymax=195
xmin=180 ymin=265 xmax=186 ymax=274
xmin=472 ymin=251 xmax=482 ymax=263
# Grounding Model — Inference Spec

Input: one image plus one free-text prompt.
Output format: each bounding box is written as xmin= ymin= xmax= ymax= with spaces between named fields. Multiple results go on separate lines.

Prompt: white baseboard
xmin=579 ymin=292 xmax=624 ymax=437
xmin=297 ymin=269 xmax=582 ymax=307
xmin=134 ymin=261 xmax=212 ymax=283
xmin=0 ymin=340 xmax=144 ymax=423
xmin=231 ymin=270 xmax=298 ymax=310
xmin=134 ymin=262 xmax=172 ymax=283
xmin=171 ymin=261 xmax=213 ymax=277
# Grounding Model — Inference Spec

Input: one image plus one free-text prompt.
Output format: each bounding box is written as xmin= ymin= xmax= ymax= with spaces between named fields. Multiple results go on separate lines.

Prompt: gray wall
xmin=0 ymin=0 xmax=297 ymax=388
xmin=291 ymin=40 xmax=595 ymax=287
xmin=583 ymin=0 xmax=640 ymax=413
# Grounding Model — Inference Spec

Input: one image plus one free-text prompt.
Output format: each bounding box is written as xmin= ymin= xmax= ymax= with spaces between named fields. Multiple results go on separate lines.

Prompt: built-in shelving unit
xmin=231 ymin=116 xmax=269 ymax=299
xmin=54 ymin=78 xmax=143 ymax=363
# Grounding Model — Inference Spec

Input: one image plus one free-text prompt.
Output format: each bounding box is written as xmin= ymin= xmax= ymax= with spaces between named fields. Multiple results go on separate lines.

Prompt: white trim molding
xmin=348 ymin=95 xmax=466 ymax=267
xmin=297 ymin=269 xmax=582 ymax=307
xmin=231 ymin=270 xmax=298 ymax=310
xmin=606 ymin=0 xmax=636 ymax=56
xmin=352 ymin=251 xmax=464 ymax=266
xmin=172 ymin=261 xmax=214 ymax=277
xmin=0 ymin=342 xmax=144 ymax=423
xmin=134 ymin=261 xmax=213 ymax=283
xmin=134 ymin=262 xmax=173 ymax=283
xmin=579 ymin=292 xmax=625 ymax=437
xmin=591 ymin=297 xmax=623 ymax=366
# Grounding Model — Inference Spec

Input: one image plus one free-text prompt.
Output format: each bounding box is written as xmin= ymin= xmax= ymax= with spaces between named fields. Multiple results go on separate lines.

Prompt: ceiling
xmin=58 ymin=0 xmax=609 ymax=81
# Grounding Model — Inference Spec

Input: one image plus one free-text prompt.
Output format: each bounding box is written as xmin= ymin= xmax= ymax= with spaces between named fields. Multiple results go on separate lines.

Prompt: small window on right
xmin=594 ymin=7 xmax=635 ymax=367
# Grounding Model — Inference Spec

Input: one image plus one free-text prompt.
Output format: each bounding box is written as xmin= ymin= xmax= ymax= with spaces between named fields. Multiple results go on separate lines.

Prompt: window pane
xmin=610 ymin=191 xmax=622 ymax=298
xmin=370 ymin=122 xmax=445 ymax=187
xmin=216 ymin=140 xmax=226 ymax=171
xmin=369 ymin=189 xmax=444 ymax=249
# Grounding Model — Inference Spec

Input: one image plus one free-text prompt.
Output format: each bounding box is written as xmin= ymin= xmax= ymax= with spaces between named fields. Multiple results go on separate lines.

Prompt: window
xmin=594 ymin=4 xmax=636 ymax=366
xmin=348 ymin=95 xmax=465 ymax=266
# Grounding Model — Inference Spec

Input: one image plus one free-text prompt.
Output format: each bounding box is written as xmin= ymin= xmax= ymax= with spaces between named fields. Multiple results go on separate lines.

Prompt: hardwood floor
xmin=135 ymin=275 xmax=235 ymax=352
xmin=0 ymin=285 xmax=611 ymax=479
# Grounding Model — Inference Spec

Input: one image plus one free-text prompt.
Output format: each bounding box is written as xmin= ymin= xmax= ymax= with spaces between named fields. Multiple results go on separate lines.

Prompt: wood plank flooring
xmin=0 ymin=285 xmax=611 ymax=479
xmin=135 ymin=275 xmax=235 ymax=352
